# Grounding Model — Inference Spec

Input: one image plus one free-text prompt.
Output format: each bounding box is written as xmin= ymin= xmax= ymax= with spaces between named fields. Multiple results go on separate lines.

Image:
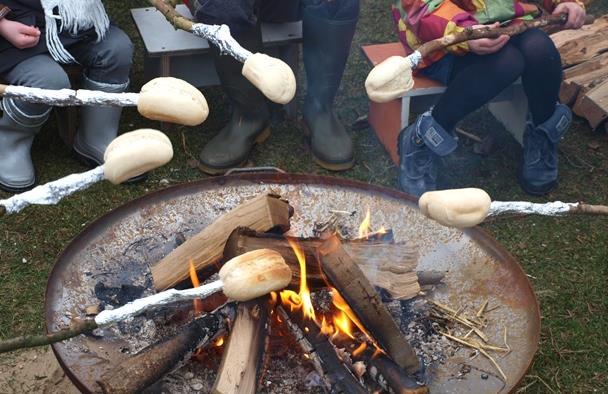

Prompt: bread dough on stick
xmin=242 ymin=53 xmax=297 ymax=104
xmin=365 ymin=55 xmax=415 ymax=103
xmin=419 ymin=188 xmax=491 ymax=228
xmin=103 ymin=129 xmax=174 ymax=184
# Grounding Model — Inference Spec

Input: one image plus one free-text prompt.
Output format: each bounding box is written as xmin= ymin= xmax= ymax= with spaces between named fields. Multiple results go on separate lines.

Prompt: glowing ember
xmin=214 ymin=337 xmax=225 ymax=347
xmin=188 ymin=259 xmax=203 ymax=315
xmin=352 ymin=342 xmax=367 ymax=357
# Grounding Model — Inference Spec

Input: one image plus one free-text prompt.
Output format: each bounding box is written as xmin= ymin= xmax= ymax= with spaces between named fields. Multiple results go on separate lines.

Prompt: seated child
xmin=0 ymin=0 xmax=133 ymax=192
xmin=392 ymin=0 xmax=586 ymax=196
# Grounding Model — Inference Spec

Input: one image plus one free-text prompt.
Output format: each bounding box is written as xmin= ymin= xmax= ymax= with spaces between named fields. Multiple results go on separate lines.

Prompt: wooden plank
xmin=212 ymin=299 xmax=269 ymax=394
xmin=318 ymin=235 xmax=421 ymax=375
xmin=151 ymin=194 xmax=292 ymax=290
xmin=560 ymin=66 xmax=608 ymax=106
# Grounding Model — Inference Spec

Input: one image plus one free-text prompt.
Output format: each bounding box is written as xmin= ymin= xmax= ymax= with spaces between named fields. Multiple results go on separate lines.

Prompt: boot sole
xmin=198 ymin=127 xmax=271 ymax=176
xmin=0 ymin=178 xmax=36 ymax=194
xmin=302 ymin=122 xmax=355 ymax=171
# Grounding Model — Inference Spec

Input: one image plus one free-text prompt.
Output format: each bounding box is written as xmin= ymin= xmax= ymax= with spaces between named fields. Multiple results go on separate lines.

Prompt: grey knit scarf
xmin=40 ymin=0 xmax=109 ymax=63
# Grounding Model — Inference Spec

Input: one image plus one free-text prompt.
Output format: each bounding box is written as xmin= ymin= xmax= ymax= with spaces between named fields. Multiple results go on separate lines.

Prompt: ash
xmin=384 ymin=295 xmax=456 ymax=383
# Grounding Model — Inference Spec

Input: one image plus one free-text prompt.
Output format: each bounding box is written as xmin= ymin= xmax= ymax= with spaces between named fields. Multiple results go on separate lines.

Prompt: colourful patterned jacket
xmin=392 ymin=0 xmax=585 ymax=68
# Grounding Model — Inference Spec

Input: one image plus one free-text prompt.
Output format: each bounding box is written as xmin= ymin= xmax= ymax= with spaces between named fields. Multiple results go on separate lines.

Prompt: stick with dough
xmin=149 ymin=0 xmax=296 ymax=105
xmin=0 ymin=129 xmax=174 ymax=216
xmin=0 ymin=77 xmax=209 ymax=126
xmin=365 ymin=14 xmax=594 ymax=103
xmin=419 ymin=188 xmax=608 ymax=228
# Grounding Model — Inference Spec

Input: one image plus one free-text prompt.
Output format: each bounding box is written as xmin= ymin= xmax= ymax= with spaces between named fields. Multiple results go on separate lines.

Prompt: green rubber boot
xmin=302 ymin=6 xmax=358 ymax=171
xmin=198 ymin=24 xmax=271 ymax=175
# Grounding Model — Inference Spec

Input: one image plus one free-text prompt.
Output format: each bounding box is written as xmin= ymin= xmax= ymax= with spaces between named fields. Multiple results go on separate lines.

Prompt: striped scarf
xmin=40 ymin=0 xmax=109 ymax=63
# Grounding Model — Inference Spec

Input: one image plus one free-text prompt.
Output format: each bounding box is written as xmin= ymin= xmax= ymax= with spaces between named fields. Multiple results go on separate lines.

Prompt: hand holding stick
xmin=1 ymin=129 xmax=173 ymax=216
xmin=418 ymin=188 xmax=608 ymax=228
xmin=148 ymin=0 xmax=296 ymax=104
xmin=365 ymin=14 xmax=593 ymax=103
xmin=0 ymin=249 xmax=292 ymax=354
xmin=0 ymin=77 xmax=208 ymax=126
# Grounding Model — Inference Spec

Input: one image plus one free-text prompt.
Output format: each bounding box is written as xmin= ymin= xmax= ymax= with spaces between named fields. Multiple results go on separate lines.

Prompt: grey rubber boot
xmin=397 ymin=109 xmax=458 ymax=198
xmin=520 ymin=103 xmax=571 ymax=196
xmin=302 ymin=7 xmax=358 ymax=171
xmin=0 ymin=98 xmax=50 ymax=193
xmin=198 ymin=23 xmax=271 ymax=175
xmin=73 ymin=75 xmax=128 ymax=166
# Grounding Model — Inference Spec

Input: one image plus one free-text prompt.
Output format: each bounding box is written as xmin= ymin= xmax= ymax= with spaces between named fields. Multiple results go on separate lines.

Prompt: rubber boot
xmin=73 ymin=75 xmax=129 ymax=166
xmin=519 ymin=103 xmax=571 ymax=195
xmin=0 ymin=98 xmax=49 ymax=193
xmin=302 ymin=6 xmax=358 ymax=171
xmin=397 ymin=109 xmax=458 ymax=198
xmin=198 ymin=24 xmax=271 ymax=175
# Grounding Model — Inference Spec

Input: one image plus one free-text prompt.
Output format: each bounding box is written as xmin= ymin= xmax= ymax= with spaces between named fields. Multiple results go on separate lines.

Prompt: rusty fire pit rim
xmin=44 ymin=172 xmax=540 ymax=393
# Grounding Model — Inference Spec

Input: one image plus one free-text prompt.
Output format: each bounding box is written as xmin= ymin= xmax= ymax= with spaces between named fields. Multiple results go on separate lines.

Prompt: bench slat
xmin=131 ymin=5 xmax=302 ymax=58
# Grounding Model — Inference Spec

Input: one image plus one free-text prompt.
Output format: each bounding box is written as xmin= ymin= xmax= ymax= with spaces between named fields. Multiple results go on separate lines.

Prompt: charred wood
xmin=223 ymin=228 xmax=420 ymax=300
xmin=318 ymin=235 xmax=420 ymax=375
xmin=97 ymin=303 xmax=236 ymax=394
xmin=277 ymin=306 xmax=367 ymax=394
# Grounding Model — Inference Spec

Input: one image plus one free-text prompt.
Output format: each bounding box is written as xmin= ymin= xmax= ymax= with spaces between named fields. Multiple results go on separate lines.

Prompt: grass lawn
xmin=1 ymin=0 xmax=607 ymax=392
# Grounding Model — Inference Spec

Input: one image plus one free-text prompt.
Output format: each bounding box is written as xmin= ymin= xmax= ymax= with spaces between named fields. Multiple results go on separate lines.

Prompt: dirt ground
xmin=0 ymin=348 xmax=78 ymax=394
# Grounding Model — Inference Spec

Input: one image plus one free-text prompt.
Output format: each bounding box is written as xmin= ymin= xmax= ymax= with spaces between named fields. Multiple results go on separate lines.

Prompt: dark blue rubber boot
xmin=397 ymin=110 xmax=457 ymax=197
xmin=520 ymin=103 xmax=571 ymax=196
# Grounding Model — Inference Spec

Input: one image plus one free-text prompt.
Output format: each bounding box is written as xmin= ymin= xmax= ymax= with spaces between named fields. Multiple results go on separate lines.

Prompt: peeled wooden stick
xmin=0 ymin=249 xmax=291 ymax=354
xmin=0 ymin=77 xmax=208 ymax=126
xmin=418 ymin=188 xmax=608 ymax=228
xmin=0 ymin=129 xmax=173 ymax=215
xmin=366 ymin=14 xmax=590 ymax=103
xmin=148 ymin=0 xmax=296 ymax=104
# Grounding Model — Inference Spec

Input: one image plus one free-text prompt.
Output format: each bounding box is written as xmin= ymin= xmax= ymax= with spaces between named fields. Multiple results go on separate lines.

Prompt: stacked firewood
xmin=552 ymin=15 xmax=608 ymax=131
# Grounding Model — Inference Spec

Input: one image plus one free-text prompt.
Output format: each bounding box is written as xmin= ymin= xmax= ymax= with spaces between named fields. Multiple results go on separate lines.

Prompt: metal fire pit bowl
xmin=45 ymin=173 xmax=540 ymax=393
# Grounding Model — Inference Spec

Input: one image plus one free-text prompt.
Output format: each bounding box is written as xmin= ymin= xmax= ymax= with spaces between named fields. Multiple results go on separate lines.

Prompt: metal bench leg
xmin=281 ymin=43 xmax=300 ymax=119
xmin=400 ymin=96 xmax=411 ymax=130
xmin=159 ymin=55 xmax=174 ymax=132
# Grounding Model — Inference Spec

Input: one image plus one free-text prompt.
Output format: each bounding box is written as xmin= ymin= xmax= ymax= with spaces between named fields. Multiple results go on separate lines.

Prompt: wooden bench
xmin=131 ymin=5 xmax=303 ymax=118
xmin=361 ymin=42 xmax=527 ymax=164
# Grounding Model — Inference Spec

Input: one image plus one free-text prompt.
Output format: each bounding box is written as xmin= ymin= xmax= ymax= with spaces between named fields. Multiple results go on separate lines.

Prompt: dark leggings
xmin=431 ymin=28 xmax=562 ymax=131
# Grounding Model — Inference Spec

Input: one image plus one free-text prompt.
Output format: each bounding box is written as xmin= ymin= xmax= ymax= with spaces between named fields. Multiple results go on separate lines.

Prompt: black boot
xmin=302 ymin=4 xmax=359 ymax=171
xmin=198 ymin=24 xmax=271 ymax=175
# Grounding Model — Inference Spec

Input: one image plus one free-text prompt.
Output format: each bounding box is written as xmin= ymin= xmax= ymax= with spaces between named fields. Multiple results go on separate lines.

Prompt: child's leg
xmin=510 ymin=28 xmax=562 ymax=125
xmin=510 ymin=28 xmax=570 ymax=195
xmin=432 ymin=44 xmax=525 ymax=132
xmin=67 ymin=26 xmax=133 ymax=166
xmin=0 ymin=55 xmax=70 ymax=192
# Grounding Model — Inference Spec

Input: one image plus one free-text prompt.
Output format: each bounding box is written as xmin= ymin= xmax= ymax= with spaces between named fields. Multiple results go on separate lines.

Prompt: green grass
xmin=1 ymin=0 xmax=607 ymax=392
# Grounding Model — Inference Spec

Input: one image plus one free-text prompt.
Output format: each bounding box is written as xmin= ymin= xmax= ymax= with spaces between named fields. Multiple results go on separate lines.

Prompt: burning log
xmin=318 ymin=235 xmax=421 ymax=375
xmin=224 ymin=228 xmax=421 ymax=300
xmin=212 ymin=298 xmax=270 ymax=394
xmin=97 ymin=303 xmax=236 ymax=394
xmin=151 ymin=194 xmax=293 ymax=290
xmin=0 ymin=249 xmax=291 ymax=354
xmin=276 ymin=306 xmax=367 ymax=394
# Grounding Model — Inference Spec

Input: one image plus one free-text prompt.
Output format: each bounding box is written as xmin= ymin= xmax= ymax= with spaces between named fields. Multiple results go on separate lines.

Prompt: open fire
xmin=42 ymin=182 xmax=535 ymax=394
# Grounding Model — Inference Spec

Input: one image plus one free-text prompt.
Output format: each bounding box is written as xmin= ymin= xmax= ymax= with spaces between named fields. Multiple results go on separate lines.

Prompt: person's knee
xmin=15 ymin=60 xmax=70 ymax=91
xmin=518 ymin=29 xmax=560 ymax=66
xmin=494 ymin=44 xmax=525 ymax=81
xmin=102 ymin=28 xmax=134 ymax=71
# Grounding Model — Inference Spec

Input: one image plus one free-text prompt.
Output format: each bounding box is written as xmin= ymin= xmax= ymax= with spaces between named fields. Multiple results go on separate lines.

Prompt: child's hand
xmin=553 ymin=2 xmax=586 ymax=29
xmin=0 ymin=19 xmax=40 ymax=49
xmin=468 ymin=23 xmax=510 ymax=55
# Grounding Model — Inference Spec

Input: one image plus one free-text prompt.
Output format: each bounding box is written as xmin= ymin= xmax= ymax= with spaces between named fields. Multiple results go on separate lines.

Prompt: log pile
xmin=552 ymin=15 xmax=608 ymax=130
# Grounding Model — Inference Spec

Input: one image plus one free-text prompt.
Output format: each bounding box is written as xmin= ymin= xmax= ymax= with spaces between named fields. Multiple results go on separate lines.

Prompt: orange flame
xmin=320 ymin=316 xmax=334 ymax=336
xmin=189 ymin=259 xmax=203 ymax=315
xmin=285 ymin=237 xmax=316 ymax=321
xmin=353 ymin=342 xmax=367 ymax=357
xmin=358 ymin=207 xmax=372 ymax=239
